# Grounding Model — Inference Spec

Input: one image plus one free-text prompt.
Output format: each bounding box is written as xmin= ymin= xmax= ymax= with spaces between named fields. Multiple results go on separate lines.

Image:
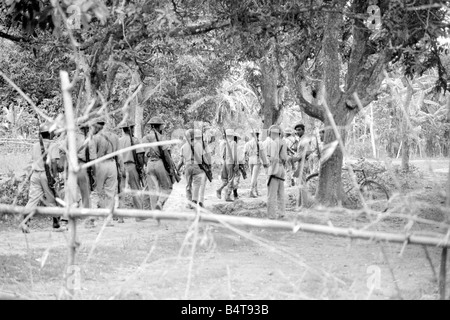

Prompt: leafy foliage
xmin=0 ymin=170 xmax=29 ymax=207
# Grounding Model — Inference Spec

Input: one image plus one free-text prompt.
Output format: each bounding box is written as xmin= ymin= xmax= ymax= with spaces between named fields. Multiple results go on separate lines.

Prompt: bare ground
xmin=0 ymin=159 xmax=449 ymax=300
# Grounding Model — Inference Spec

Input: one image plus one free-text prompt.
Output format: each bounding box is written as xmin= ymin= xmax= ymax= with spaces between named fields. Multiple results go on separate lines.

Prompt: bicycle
xmin=305 ymin=166 xmax=390 ymax=212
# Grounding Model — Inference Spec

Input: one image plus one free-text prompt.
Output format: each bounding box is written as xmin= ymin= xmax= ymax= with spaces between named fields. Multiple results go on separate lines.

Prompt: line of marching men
xmin=21 ymin=115 xmax=180 ymax=232
xmin=21 ymin=115 xmax=324 ymax=232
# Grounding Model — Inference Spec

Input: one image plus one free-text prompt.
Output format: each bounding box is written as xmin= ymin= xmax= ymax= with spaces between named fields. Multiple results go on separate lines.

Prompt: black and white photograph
xmin=0 ymin=0 xmax=450 ymax=303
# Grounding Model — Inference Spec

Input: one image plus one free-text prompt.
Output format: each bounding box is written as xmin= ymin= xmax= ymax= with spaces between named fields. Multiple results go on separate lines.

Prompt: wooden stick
xmin=2 ymin=204 xmax=450 ymax=248
xmin=61 ymin=70 xmax=79 ymax=299
xmin=439 ymin=248 xmax=448 ymax=300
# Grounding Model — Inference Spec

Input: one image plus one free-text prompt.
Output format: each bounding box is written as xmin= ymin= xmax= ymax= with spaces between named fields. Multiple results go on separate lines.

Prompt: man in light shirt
xmin=266 ymin=125 xmax=287 ymax=219
xmin=244 ymin=129 xmax=268 ymax=198
xmin=216 ymin=129 xmax=237 ymax=202
xmin=23 ymin=122 xmax=62 ymax=233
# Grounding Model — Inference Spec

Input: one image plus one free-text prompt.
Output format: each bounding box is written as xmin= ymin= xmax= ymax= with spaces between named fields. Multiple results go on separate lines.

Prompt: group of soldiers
xmin=214 ymin=123 xmax=325 ymax=219
xmin=22 ymin=115 xmax=179 ymax=232
xmin=21 ymin=115 xmax=324 ymax=232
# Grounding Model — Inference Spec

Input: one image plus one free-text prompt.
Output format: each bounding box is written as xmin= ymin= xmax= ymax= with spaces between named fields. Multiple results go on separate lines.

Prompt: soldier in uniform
xmin=283 ymin=128 xmax=298 ymax=187
xmin=88 ymin=116 xmax=125 ymax=226
xmin=177 ymin=128 xmax=195 ymax=208
xmin=293 ymin=122 xmax=314 ymax=178
xmin=232 ymin=132 xmax=245 ymax=200
xmin=178 ymin=128 xmax=211 ymax=208
xmin=141 ymin=116 xmax=176 ymax=210
xmin=195 ymin=128 xmax=212 ymax=208
xmin=244 ymin=129 xmax=268 ymax=198
xmin=22 ymin=122 xmax=63 ymax=233
xmin=266 ymin=125 xmax=288 ymax=219
xmin=118 ymin=120 xmax=145 ymax=216
xmin=216 ymin=129 xmax=237 ymax=202
xmin=308 ymin=128 xmax=325 ymax=174
xmin=58 ymin=119 xmax=92 ymax=211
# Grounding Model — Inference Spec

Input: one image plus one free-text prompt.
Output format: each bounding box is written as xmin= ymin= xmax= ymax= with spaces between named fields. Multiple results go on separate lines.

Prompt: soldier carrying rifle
xmin=22 ymin=122 xmax=64 ymax=233
xmin=88 ymin=116 xmax=125 ymax=227
xmin=142 ymin=116 xmax=180 ymax=211
xmin=118 ymin=120 xmax=146 ymax=220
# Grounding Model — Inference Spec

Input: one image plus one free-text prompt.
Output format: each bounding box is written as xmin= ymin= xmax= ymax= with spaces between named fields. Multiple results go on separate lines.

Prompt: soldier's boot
xmin=249 ymin=188 xmax=257 ymax=198
xmin=155 ymin=202 xmax=163 ymax=226
xmin=53 ymin=217 xmax=67 ymax=231
xmin=186 ymin=198 xmax=194 ymax=209
xmin=52 ymin=217 xmax=61 ymax=230
xmin=199 ymin=202 xmax=204 ymax=208
xmin=55 ymin=218 xmax=68 ymax=232
xmin=225 ymin=189 xmax=233 ymax=202
xmin=216 ymin=189 xmax=222 ymax=199
xmin=85 ymin=218 xmax=96 ymax=229
xmin=233 ymin=189 xmax=239 ymax=200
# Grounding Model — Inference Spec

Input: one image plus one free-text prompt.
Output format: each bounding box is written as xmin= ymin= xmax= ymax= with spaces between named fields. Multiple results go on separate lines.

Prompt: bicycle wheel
xmin=360 ymin=180 xmax=389 ymax=212
xmin=305 ymin=173 xmax=319 ymax=198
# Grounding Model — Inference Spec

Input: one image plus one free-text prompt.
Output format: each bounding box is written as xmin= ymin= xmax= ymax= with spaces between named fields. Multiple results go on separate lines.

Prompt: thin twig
xmin=184 ymin=212 xmax=200 ymax=299
xmin=379 ymin=243 xmax=403 ymax=300
xmin=422 ymin=245 xmax=438 ymax=283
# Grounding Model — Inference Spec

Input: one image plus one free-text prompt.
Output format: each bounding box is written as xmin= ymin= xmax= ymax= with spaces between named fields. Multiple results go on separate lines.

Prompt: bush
xmin=0 ymin=170 xmax=30 ymax=210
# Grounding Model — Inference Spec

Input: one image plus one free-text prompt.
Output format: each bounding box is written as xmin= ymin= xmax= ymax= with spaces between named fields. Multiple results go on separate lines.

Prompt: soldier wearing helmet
xmin=58 ymin=116 xmax=93 ymax=217
xmin=244 ymin=128 xmax=268 ymax=198
xmin=266 ymin=124 xmax=288 ymax=219
xmin=216 ymin=128 xmax=238 ymax=202
xmin=177 ymin=128 xmax=211 ymax=208
xmin=88 ymin=116 xmax=125 ymax=227
xmin=118 ymin=120 xmax=146 ymax=220
xmin=22 ymin=121 xmax=63 ymax=233
xmin=141 ymin=115 xmax=178 ymax=211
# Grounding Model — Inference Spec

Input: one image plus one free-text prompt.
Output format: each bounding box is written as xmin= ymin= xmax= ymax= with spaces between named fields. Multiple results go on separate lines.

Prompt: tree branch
xmin=297 ymin=80 xmax=325 ymax=121
xmin=0 ymin=30 xmax=28 ymax=43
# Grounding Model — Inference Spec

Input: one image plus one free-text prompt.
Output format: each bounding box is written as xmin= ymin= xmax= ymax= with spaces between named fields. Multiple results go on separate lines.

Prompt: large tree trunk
xmin=401 ymin=83 xmax=413 ymax=171
xmin=260 ymin=56 xmax=281 ymax=134
xmin=315 ymin=108 xmax=348 ymax=206
xmin=313 ymin=9 xmax=348 ymax=206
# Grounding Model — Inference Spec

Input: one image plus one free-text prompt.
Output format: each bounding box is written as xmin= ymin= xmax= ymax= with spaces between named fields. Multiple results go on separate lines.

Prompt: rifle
xmin=185 ymin=130 xmax=213 ymax=183
xmin=152 ymin=128 xmax=180 ymax=184
xmin=200 ymin=127 xmax=213 ymax=182
xmin=82 ymin=127 xmax=95 ymax=191
xmin=128 ymin=124 xmax=145 ymax=188
xmin=38 ymin=129 xmax=61 ymax=227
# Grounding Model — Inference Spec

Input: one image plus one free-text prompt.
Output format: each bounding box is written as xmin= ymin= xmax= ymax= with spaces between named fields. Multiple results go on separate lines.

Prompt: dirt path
xmin=0 ymin=159 xmax=449 ymax=299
